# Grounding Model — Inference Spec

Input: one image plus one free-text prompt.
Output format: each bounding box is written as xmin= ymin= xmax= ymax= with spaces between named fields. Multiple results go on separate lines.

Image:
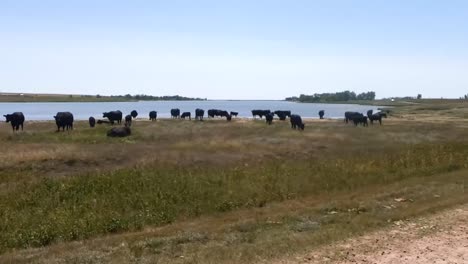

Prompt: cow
xmin=369 ymin=112 xmax=387 ymax=125
xmin=219 ymin=110 xmax=232 ymax=121
xmin=207 ymin=109 xmax=220 ymax=118
xmin=353 ymin=114 xmax=368 ymax=127
xmin=367 ymin=110 xmax=373 ymax=118
xmin=252 ymin=110 xmax=271 ymax=119
xmin=97 ymin=120 xmax=111 ymax=124
xmin=274 ymin=110 xmax=291 ymax=120
xmin=103 ymin=110 xmax=122 ymax=125
xmin=181 ymin=112 xmax=191 ymax=120
xmin=125 ymin=115 xmax=132 ymax=127
xmin=318 ymin=110 xmax=325 ymax=119
xmin=344 ymin=111 xmax=361 ymax=123
xmin=230 ymin=111 xmax=239 ymax=117
xmin=149 ymin=111 xmax=157 ymax=121
xmin=195 ymin=108 xmax=204 ymax=121
xmin=3 ymin=112 xmax=24 ymax=131
xmin=171 ymin=108 xmax=180 ymax=118
xmin=107 ymin=126 xmax=131 ymax=137
xmin=89 ymin=116 xmax=96 ymax=128
xmin=290 ymin=114 xmax=305 ymax=130
xmin=131 ymin=110 xmax=138 ymax=119
xmin=265 ymin=113 xmax=274 ymax=125
xmin=54 ymin=112 xmax=74 ymax=132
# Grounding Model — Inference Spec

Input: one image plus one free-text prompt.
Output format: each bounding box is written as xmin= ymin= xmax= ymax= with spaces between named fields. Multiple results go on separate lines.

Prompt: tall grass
xmin=0 ymin=143 xmax=466 ymax=252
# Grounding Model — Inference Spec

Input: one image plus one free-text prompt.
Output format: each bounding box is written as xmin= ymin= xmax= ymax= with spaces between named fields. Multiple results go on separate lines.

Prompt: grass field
xmin=0 ymin=101 xmax=467 ymax=263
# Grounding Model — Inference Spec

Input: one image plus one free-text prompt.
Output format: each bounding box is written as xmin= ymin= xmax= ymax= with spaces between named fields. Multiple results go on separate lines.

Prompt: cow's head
xmin=4 ymin=114 xmax=11 ymax=122
xmin=103 ymin=112 xmax=108 ymax=118
xmin=300 ymin=123 xmax=305 ymax=130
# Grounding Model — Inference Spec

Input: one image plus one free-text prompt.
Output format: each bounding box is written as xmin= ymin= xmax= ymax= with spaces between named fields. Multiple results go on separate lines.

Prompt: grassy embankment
xmin=0 ymin=101 xmax=467 ymax=263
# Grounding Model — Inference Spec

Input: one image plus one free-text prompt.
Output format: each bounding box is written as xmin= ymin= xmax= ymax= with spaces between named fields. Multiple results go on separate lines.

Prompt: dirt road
xmin=276 ymin=204 xmax=468 ymax=264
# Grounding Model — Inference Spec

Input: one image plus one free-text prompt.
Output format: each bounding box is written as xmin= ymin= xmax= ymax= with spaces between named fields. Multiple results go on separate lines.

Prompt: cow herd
xmin=2 ymin=108 xmax=388 ymax=136
xmin=344 ymin=110 xmax=388 ymax=126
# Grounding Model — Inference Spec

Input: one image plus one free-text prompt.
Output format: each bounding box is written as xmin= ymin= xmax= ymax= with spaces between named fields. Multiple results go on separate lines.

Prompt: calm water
xmin=0 ymin=101 xmax=383 ymax=121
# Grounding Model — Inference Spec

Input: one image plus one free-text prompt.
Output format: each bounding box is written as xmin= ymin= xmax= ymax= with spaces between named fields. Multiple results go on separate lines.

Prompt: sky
xmin=0 ymin=0 xmax=467 ymax=100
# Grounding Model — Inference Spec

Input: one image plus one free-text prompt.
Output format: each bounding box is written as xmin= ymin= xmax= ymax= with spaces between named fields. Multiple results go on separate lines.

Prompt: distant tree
xmin=286 ymin=90 xmax=375 ymax=102
xmin=96 ymin=94 xmax=101 ymax=98
xmin=417 ymin=94 xmax=422 ymax=99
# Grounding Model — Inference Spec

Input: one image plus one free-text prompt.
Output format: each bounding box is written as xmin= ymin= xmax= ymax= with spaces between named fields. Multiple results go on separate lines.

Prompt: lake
xmin=0 ymin=100 xmax=384 ymax=120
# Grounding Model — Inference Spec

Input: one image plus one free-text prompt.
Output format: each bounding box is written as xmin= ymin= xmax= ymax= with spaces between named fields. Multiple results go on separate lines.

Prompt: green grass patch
xmin=0 ymin=143 xmax=466 ymax=252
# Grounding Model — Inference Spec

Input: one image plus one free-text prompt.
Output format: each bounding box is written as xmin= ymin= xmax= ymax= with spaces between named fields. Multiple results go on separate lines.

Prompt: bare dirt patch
xmin=277 ymin=204 xmax=468 ymax=264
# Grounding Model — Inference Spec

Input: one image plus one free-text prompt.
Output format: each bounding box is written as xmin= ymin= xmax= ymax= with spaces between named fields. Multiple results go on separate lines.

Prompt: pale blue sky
xmin=1 ymin=0 xmax=467 ymax=99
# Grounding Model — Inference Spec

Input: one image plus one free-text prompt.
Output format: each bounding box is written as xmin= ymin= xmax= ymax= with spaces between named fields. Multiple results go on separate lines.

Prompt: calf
xmin=125 ymin=115 xmax=132 ymax=127
xmin=97 ymin=120 xmax=111 ymax=124
xmin=3 ymin=112 xmax=25 ymax=131
xmin=89 ymin=116 xmax=96 ymax=128
xmin=230 ymin=111 xmax=238 ymax=117
xmin=181 ymin=112 xmax=191 ymax=120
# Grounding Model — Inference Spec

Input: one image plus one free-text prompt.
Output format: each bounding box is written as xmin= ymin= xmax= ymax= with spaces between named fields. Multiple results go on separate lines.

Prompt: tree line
xmin=108 ymin=94 xmax=207 ymax=101
xmin=285 ymin=91 xmax=376 ymax=103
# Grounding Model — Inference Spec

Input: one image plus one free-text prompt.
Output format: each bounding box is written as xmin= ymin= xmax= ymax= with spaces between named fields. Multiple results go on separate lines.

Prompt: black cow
xmin=367 ymin=110 xmax=373 ymax=118
xmin=208 ymin=109 xmax=222 ymax=118
xmin=89 ymin=116 xmax=96 ymax=128
xmin=219 ymin=110 xmax=232 ymax=121
xmin=274 ymin=110 xmax=291 ymax=120
xmin=149 ymin=111 xmax=157 ymax=121
xmin=353 ymin=115 xmax=368 ymax=127
xmin=171 ymin=108 xmax=180 ymax=118
xmin=290 ymin=114 xmax=305 ymax=130
xmin=230 ymin=111 xmax=238 ymax=117
xmin=107 ymin=126 xmax=131 ymax=137
xmin=131 ymin=110 xmax=138 ymax=118
xmin=195 ymin=108 xmax=204 ymax=121
xmin=252 ymin=110 xmax=271 ymax=119
xmin=181 ymin=112 xmax=191 ymax=120
xmin=265 ymin=113 xmax=274 ymax=125
xmin=54 ymin=112 xmax=74 ymax=132
xmin=97 ymin=120 xmax=111 ymax=124
xmin=125 ymin=115 xmax=132 ymax=127
xmin=318 ymin=110 xmax=325 ymax=119
xmin=103 ymin=110 xmax=122 ymax=125
xmin=344 ymin=111 xmax=361 ymax=123
xmin=369 ymin=112 xmax=387 ymax=125
xmin=3 ymin=112 xmax=24 ymax=131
